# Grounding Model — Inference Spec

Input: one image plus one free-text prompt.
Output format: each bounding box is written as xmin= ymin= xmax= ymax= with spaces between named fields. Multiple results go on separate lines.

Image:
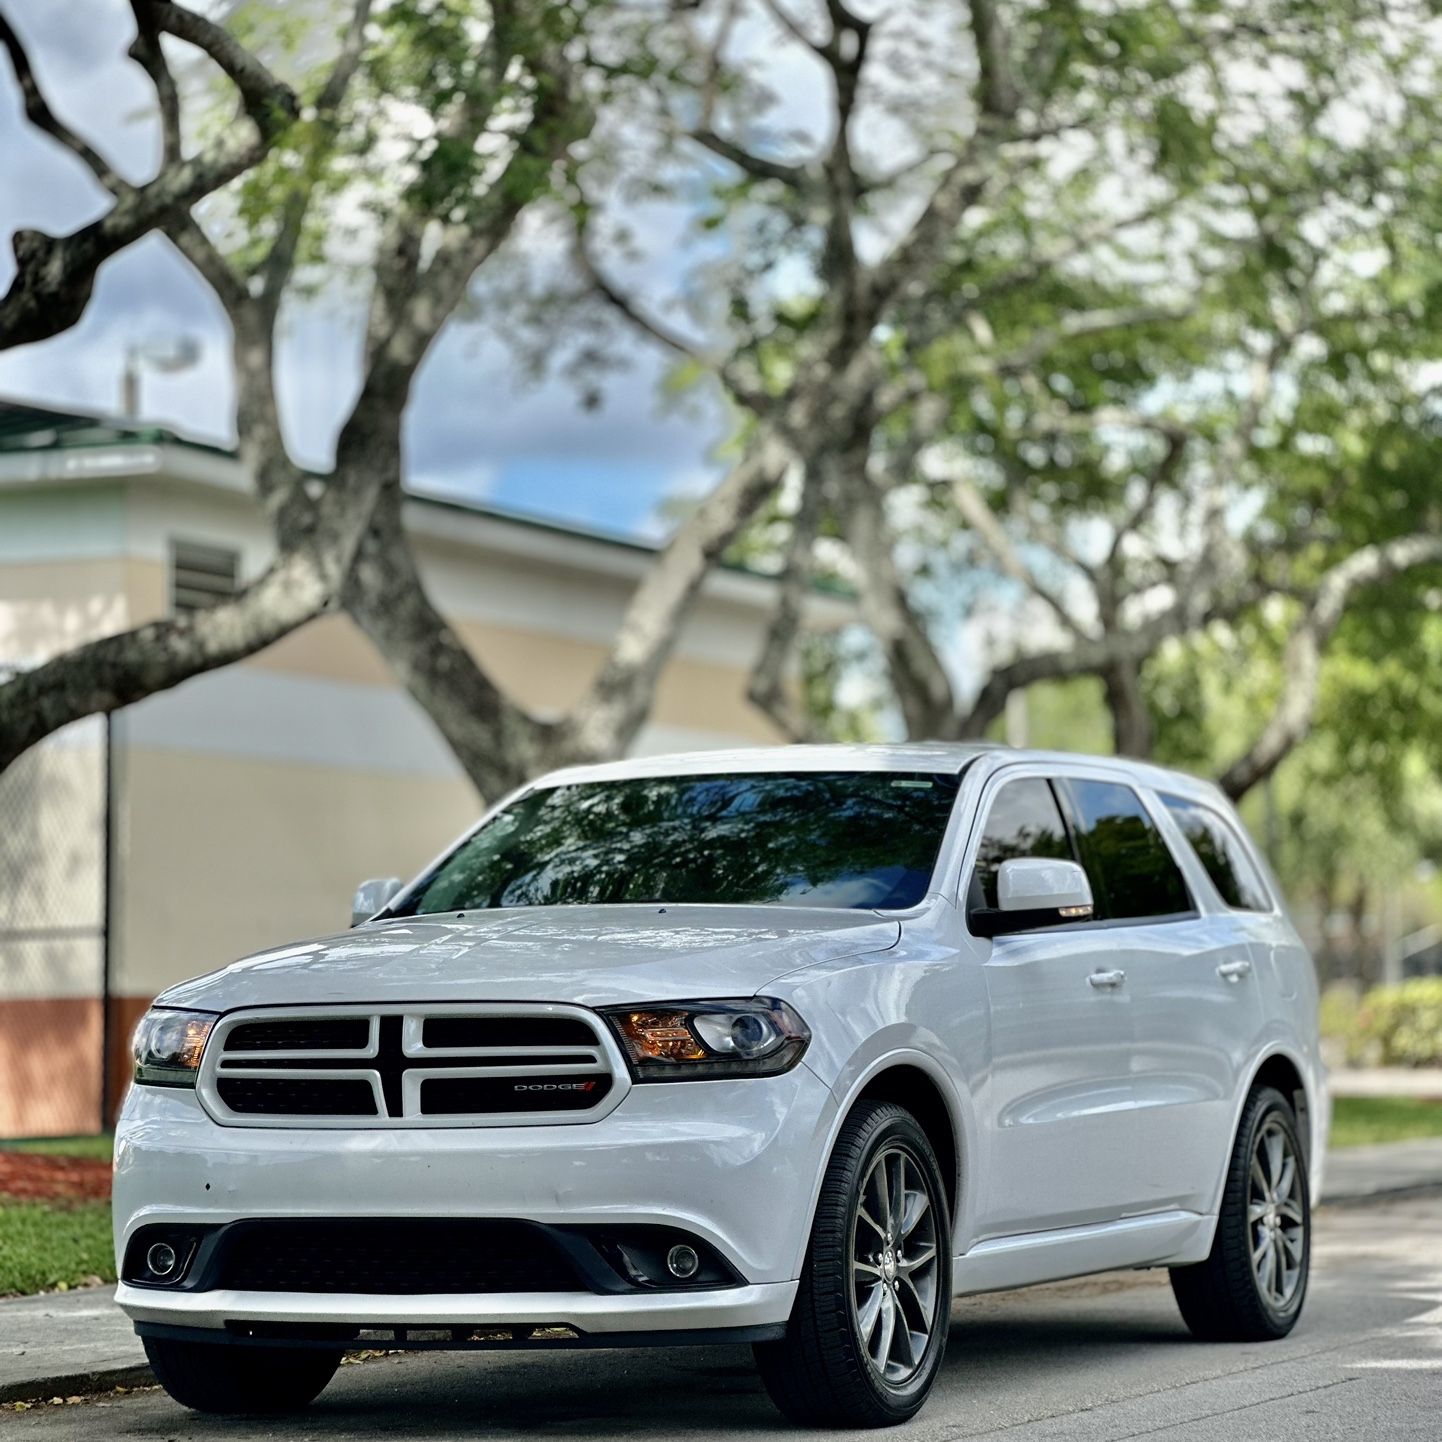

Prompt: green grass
xmin=0 ymin=1203 xmax=114 ymax=1296
xmin=1331 ymin=1096 xmax=1442 ymax=1149
xmin=3 ymin=1135 xmax=113 ymax=1161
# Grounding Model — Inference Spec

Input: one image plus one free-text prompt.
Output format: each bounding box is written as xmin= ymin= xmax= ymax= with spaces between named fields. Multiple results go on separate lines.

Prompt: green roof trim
xmin=0 ymin=398 xmax=853 ymax=599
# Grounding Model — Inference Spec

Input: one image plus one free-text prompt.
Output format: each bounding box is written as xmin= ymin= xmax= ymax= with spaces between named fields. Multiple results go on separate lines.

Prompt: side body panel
xmin=1124 ymin=909 xmax=1265 ymax=1214
xmin=977 ymin=926 xmax=1137 ymax=1235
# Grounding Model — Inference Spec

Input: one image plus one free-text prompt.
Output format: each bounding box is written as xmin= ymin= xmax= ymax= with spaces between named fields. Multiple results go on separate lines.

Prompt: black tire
xmin=1170 ymin=1085 xmax=1310 ymax=1342
xmin=143 ymin=1335 xmax=342 ymax=1414
xmin=755 ymin=1100 xmax=952 ymax=1427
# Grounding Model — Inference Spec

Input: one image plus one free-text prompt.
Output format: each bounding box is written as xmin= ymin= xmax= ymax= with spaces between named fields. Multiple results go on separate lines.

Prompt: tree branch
xmin=748 ymin=471 xmax=828 ymax=742
xmin=966 ymin=0 xmax=1021 ymax=120
xmin=342 ymin=491 xmax=545 ymax=803
xmin=977 ymin=303 xmax=1193 ymax=377
xmin=972 ymin=197 xmax=1174 ymax=304
xmin=0 ymin=15 xmax=121 ymax=190
xmin=128 ymin=1 xmax=180 ymax=166
xmin=553 ymin=437 xmax=791 ymax=762
xmin=691 ymin=127 xmax=810 ymax=189
xmin=1218 ymin=533 xmax=1442 ymax=800
xmin=575 ymin=224 xmax=773 ymax=416
xmin=254 ymin=0 xmax=373 ymax=321
xmin=952 ymin=476 xmax=1090 ymax=639
xmin=141 ymin=0 xmax=299 ymax=138
xmin=758 ymin=0 xmax=826 ymax=54
xmin=0 ymin=2 xmax=297 ymax=350
xmin=846 ymin=476 xmax=955 ymax=738
xmin=0 ymin=549 xmax=331 ymax=775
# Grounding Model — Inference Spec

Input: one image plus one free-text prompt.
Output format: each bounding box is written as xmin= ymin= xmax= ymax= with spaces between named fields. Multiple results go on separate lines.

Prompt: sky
xmin=0 ymin=0 xmax=745 ymax=541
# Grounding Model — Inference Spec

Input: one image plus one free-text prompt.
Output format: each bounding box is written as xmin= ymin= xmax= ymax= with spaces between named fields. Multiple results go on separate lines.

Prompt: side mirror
xmin=970 ymin=858 xmax=1094 ymax=938
xmin=351 ymin=877 xmax=402 ymax=928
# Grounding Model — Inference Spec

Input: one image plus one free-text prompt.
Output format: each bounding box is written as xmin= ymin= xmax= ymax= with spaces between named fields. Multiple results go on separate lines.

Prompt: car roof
xmin=531 ymin=743 xmax=1232 ymax=807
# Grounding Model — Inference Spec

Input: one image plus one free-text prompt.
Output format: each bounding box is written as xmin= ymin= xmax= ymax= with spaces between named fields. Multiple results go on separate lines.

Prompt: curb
xmin=0 ymin=1364 xmax=153 ymax=1406
xmin=1320 ymin=1180 xmax=1442 ymax=1208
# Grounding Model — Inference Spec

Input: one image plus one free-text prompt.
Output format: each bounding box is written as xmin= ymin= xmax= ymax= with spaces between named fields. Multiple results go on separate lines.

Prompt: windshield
xmin=393 ymin=771 xmax=962 ymax=914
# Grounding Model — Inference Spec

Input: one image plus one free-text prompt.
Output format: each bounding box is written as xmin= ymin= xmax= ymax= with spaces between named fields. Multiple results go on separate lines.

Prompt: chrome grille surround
xmin=197 ymin=1002 xmax=629 ymax=1129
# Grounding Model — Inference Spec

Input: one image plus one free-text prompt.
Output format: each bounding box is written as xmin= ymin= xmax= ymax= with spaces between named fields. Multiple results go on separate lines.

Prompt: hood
xmin=157 ymin=904 xmax=902 ymax=1013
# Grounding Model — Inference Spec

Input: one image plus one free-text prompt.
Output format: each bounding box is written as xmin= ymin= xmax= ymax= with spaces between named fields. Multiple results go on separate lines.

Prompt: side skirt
xmin=953 ymin=1209 xmax=1216 ymax=1296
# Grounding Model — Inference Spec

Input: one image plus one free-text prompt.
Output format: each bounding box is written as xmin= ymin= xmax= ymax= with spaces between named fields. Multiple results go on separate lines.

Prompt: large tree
xmin=8 ymin=0 xmax=1442 ymax=812
xmin=363 ymin=0 xmax=1235 ymax=789
xmin=0 ymin=1 xmax=811 ymax=800
xmin=606 ymin=0 xmax=1442 ymax=800
xmin=0 ymin=1 xmax=604 ymax=776
xmin=0 ymin=0 xmax=742 ymax=793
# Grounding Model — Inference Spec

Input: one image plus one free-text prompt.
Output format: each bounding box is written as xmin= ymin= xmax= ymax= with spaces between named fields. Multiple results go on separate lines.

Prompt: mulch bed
xmin=0 ymin=1152 xmax=111 ymax=1204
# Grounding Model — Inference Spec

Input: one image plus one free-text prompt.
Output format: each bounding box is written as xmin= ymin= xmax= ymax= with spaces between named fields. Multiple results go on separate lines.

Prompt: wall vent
xmin=170 ymin=539 xmax=240 ymax=616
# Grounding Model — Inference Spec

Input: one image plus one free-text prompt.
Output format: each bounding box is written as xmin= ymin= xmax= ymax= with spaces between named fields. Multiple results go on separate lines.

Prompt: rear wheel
xmin=143 ymin=1335 xmax=341 ymax=1414
xmin=1170 ymin=1085 xmax=1310 ymax=1342
xmin=755 ymin=1100 xmax=952 ymax=1427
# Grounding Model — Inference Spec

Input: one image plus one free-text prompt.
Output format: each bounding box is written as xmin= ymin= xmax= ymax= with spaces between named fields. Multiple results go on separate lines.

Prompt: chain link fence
xmin=0 ymin=717 xmax=109 ymax=1139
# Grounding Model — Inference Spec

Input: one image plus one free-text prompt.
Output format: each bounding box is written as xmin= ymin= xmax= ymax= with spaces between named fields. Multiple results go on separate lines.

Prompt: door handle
xmin=1088 ymin=969 xmax=1126 ymax=989
xmin=1217 ymin=959 xmax=1253 ymax=982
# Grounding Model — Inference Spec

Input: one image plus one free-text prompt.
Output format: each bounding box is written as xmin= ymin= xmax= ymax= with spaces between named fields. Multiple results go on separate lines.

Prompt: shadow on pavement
xmin=102 ymin=1309 xmax=1202 ymax=1439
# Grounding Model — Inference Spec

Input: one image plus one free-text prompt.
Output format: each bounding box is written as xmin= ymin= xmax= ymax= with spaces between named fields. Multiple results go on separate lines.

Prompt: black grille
xmin=421 ymin=1074 xmax=613 ymax=1115
xmin=209 ymin=1011 xmax=614 ymax=1122
xmin=213 ymin=1219 xmax=579 ymax=1294
xmin=225 ymin=1019 xmax=371 ymax=1053
xmin=217 ymin=1077 xmax=377 ymax=1116
xmin=422 ymin=1016 xmax=598 ymax=1049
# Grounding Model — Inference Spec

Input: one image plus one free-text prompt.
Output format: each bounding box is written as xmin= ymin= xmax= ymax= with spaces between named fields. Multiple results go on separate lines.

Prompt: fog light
xmin=666 ymin=1244 xmax=700 ymax=1280
xmin=146 ymin=1241 xmax=178 ymax=1278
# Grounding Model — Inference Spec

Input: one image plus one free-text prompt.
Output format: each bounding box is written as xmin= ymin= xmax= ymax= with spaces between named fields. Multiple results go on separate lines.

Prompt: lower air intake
xmin=214 ymin=1219 xmax=581 ymax=1294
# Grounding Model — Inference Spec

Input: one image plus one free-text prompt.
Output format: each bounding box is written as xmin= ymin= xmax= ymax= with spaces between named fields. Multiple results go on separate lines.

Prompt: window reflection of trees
xmin=972 ymin=781 xmax=1071 ymax=908
xmin=1068 ymin=785 xmax=1190 ymax=919
xmin=405 ymin=773 xmax=962 ymax=914
xmin=1162 ymin=797 xmax=1268 ymax=912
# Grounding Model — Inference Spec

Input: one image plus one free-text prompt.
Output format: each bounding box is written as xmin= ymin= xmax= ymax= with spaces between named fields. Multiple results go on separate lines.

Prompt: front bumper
xmin=116 ymin=1280 xmax=795 ymax=1338
xmin=113 ymin=1064 xmax=834 ymax=1337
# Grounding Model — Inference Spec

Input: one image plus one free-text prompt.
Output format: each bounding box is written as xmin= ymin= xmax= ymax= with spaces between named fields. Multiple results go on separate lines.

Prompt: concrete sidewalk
xmin=1328 ymin=1066 xmax=1442 ymax=1098
xmin=5 ymin=1136 xmax=1442 ymax=1407
xmin=0 ymin=1289 xmax=148 ymax=1404
xmin=1319 ymin=1137 xmax=1442 ymax=1201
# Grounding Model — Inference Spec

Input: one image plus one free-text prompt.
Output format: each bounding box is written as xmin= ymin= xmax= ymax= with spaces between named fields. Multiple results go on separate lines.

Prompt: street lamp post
xmin=120 ymin=335 xmax=203 ymax=419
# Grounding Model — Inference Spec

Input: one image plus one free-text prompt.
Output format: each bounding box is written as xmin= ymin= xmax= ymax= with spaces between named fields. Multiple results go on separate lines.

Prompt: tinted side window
xmin=1161 ymin=795 xmax=1270 ymax=912
xmin=971 ymin=779 xmax=1074 ymax=909
xmin=1061 ymin=780 xmax=1191 ymax=920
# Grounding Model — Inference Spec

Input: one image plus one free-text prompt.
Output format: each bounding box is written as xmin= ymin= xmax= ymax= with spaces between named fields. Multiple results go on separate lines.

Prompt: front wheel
xmin=143 ymin=1335 xmax=342 ymax=1414
xmin=1170 ymin=1085 xmax=1310 ymax=1342
xmin=755 ymin=1100 xmax=952 ymax=1427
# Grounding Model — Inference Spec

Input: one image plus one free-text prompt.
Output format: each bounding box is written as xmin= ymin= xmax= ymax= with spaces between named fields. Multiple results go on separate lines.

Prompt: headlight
xmin=600 ymin=998 xmax=809 ymax=1081
xmin=131 ymin=1008 xmax=217 ymax=1088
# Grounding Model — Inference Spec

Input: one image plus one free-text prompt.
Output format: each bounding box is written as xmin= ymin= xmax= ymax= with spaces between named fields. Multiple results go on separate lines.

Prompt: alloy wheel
xmin=1248 ymin=1116 xmax=1306 ymax=1310
xmin=850 ymin=1144 xmax=942 ymax=1386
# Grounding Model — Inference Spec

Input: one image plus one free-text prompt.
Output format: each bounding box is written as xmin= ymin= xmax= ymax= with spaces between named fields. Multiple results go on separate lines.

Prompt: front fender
xmin=775 ymin=935 xmax=990 ymax=1268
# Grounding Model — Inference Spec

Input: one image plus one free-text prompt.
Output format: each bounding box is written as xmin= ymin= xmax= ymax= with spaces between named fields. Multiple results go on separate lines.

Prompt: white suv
xmin=115 ymin=744 xmax=1325 ymax=1426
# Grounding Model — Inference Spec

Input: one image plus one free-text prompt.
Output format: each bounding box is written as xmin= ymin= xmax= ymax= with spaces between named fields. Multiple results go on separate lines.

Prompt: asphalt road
xmin=7 ymin=1194 xmax=1441 ymax=1441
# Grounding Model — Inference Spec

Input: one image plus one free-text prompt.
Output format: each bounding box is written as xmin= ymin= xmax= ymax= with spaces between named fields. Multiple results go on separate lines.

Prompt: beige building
xmin=0 ymin=400 xmax=834 ymax=1137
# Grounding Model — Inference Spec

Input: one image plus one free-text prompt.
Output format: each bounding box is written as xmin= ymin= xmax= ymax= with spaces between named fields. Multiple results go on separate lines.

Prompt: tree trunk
xmin=845 ymin=480 xmax=956 ymax=739
xmin=0 ymin=551 xmax=330 ymax=774
xmin=1102 ymin=658 xmax=1153 ymax=758
xmin=343 ymin=494 xmax=548 ymax=805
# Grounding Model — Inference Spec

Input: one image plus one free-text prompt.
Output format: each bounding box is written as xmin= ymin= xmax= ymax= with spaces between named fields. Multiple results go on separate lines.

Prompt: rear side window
xmin=1161 ymin=795 xmax=1271 ymax=912
xmin=1060 ymin=780 xmax=1191 ymax=921
xmin=971 ymin=778 xmax=1073 ymax=909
